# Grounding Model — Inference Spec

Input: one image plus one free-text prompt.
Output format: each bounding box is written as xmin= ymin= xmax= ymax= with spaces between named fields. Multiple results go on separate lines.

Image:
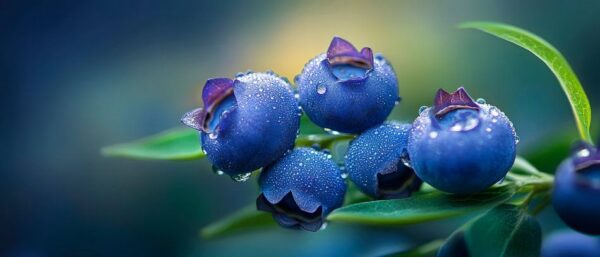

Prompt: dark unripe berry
xmin=345 ymin=122 xmax=422 ymax=199
xmin=297 ymin=37 xmax=399 ymax=134
xmin=408 ymin=87 xmax=517 ymax=194
xmin=553 ymin=143 xmax=600 ymax=235
xmin=541 ymin=230 xmax=600 ymax=257
xmin=257 ymin=148 xmax=346 ymax=231
xmin=181 ymin=72 xmax=300 ymax=177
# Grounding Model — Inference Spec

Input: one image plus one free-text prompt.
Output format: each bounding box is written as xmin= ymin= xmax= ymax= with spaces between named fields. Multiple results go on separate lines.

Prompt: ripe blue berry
xmin=345 ymin=122 xmax=422 ymax=199
xmin=541 ymin=230 xmax=600 ymax=257
xmin=407 ymin=87 xmax=517 ymax=194
xmin=257 ymin=148 xmax=346 ymax=231
xmin=552 ymin=143 xmax=600 ymax=235
xmin=181 ymin=72 xmax=300 ymax=177
xmin=297 ymin=37 xmax=399 ymax=133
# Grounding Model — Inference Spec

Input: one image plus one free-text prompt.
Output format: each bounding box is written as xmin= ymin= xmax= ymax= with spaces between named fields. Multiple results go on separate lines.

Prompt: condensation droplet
xmin=231 ymin=172 xmax=252 ymax=182
xmin=419 ymin=106 xmax=428 ymax=114
xmin=490 ymin=108 xmax=500 ymax=117
xmin=486 ymin=127 xmax=492 ymax=132
xmin=294 ymin=93 xmax=300 ymax=99
xmin=400 ymin=148 xmax=412 ymax=168
xmin=209 ymin=133 xmax=218 ymax=140
xmin=319 ymin=222 xmax=328 ymax=231
xmin=340 ymin=172 xmax=349 ymax=179
xmin=476 ymin=98 xmax=487 ymax=104
xmin=515 ymin=135 xmax=521 ymax=144
xmin=324 ymin=128 xmax=341 ymax=135
xmin=577 ymin=148 xmax=591 ymax=158
xmin=212 ymin=165 xmax=224 ymax=176
xmin=429 ymin=131 xmax=438 ymax=139
xmin=317 ymin=85 xmax=327 ymax=95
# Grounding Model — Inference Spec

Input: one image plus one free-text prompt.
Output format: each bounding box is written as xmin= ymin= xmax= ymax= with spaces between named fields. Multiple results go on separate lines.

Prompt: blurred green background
xmin=2 ymin=1 xmax=599 ymax=256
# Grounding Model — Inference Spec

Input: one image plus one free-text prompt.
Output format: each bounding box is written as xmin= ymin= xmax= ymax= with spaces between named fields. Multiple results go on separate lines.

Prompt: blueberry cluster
xmin=182 ymin=37 xmax=520 ymax=231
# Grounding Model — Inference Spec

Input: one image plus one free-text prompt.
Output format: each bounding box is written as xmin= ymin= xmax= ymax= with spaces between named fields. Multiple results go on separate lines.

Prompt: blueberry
xmin=553 ymin=143 xmax=600 ymax=235
xmin=541 ymin=230 xmax=600 ymax=257
xmin=257 ymin=148 xmax=346 ymax=231
xmin=181 ymin=72 xmax=300 ymax=177
xmin=345 ymin=122 xmax=422 ymax=199
xmin=297 ymin=37 xmax=399 ymax=133
xmin=407 ymin=87 xmax=517 ymax=194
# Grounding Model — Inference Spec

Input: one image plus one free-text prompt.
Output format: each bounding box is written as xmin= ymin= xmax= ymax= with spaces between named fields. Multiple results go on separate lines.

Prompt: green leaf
xmin=101 ymin=128 xmax=204 ymax=160
xmin=201 ymin=204 xmax=276 ymax=239
xmin=327 ymin=184 xmax=515 ymax=225
xmin=381 ymin=239 xmax=445 ymax=257
xmin=460 ymin=21 xmax=593 ymax=144
xmin=465 ymin=204 xmax=541 ymax=257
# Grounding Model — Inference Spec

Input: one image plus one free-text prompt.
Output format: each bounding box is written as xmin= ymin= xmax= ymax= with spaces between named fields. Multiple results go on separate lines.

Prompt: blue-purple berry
xmin=181 ymin=72 xmax=300 ymax=177
xmin=257 ymin=148 xmax=346 ymax=231
xmin=408 ymin=87 xmax=517 ymax=194
xmin=541 ymin=230 xmax=600 ymax=257
xmin=297 ymin=37 xmax=399 ymax=133
xmin=345 ymin=122 xmax=422 ymax=199
xmin=553 ymin=143 xmax=600 ymax=235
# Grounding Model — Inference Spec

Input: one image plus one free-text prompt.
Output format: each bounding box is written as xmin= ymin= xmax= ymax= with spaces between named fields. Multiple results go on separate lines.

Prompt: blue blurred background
xmin=2 ymin=1 xmax=599 ymax=256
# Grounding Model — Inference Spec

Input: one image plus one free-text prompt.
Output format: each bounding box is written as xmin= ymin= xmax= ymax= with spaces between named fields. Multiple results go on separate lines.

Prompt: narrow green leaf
xmin=460 ymin=21 xmax=593 ymax=143
xmin=465 ymin=204 xmax=541 ymax=257
xmin=102 ymin=128 xmax=204 ymax=160
xmin=381 ymin=239 xmax=445 ymax=257
xmin=201 ymin=205 xmax=276 ymax=239
xmin=327 ymin=184 xmax=515 ymax=225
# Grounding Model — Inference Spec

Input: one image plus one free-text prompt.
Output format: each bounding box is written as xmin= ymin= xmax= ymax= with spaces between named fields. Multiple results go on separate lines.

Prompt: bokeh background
xmin=2 ymin=1 xmax=599 ymax=256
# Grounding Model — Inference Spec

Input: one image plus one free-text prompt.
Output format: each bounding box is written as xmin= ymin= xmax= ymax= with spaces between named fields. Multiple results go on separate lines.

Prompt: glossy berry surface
xmin=181 ymin=72 xmax=300 ymax=176
xmin=553 ymin=143 xmax=600 ymax=235
xmin=345 ymin=122 xmax=422 ymax=199
xmin=408 ymin=87 xmax=517 ymax=194
xmin=257 ymin=148 xmax=346 ymax=231
xmin=297 ymin=37 xmax=399 ymax=134
xmin=541 ymin=230 xmax=600 ymax=257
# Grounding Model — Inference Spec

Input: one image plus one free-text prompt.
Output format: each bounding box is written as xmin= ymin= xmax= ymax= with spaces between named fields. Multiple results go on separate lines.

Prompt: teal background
xmin=2 ymin=1 xmax=599 ymax=256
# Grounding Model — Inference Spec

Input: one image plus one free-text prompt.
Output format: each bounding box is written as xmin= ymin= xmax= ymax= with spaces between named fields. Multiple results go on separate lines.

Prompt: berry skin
xmin=552 ymin=143 xmax=600 ymax=235
xmin=345 ymin=122 xmax=422 ymax=199
xmin=541 ymin=230 xmax=600 ymax=257
xmin=297 ymin=37 xmax=399 ymax=134
xmin=181 ymin=72 xmax=300 ymax=176
xmin=257 ymin=148 xmax=346 ymax=232
xmin=407 ymin=87 xmax=517 ymax=194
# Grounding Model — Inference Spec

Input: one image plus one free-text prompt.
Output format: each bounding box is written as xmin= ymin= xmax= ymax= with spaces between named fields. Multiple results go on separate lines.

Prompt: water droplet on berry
xmin=212 ymin=165 xmax=224 ymax=175
xmin=340 ymin=172 xmax=349 ymax=179
xmin=324 ymin=128 xmax=341 ymax=135
xmin=577 ymin=148 xmax=591 ymax=157
xmin=515 ymin=136 xmax=521 ymax=144
xmin=429 ymin=131 xmax=438 ymax=139
xmin=486 ymin=127 xmax=492 ymax=132
xmin=294 ymin=93 xmax=300 ymax=100
xmin=476 ymin=98 xmax=487 ymax=104
xmin=317 ymin=85 xmax=327 ymax=94
xmin=231 ymin=172 xmax=252 ymax=182
xmin=490 ymin=108 xmax=500 ymax=117
xmin=419 ymin=106 xmax=428 ymax=114
xmin=319 ymin=222 xmax=328 ymax=231
xmin=294 ymin=75 xmax=301 ymax=84
xmin=400 ymin=148 xmax=412 ymax=168
xmin=209 ymin=132 xmax=218 ymax=140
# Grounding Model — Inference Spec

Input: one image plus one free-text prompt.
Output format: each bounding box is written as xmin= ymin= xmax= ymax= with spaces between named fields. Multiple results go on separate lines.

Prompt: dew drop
xmin=212 ymin=165 xmax=224 ymax=176
xmin=400 ymin=148 xmax=412 ymax=168
xmin=231 ymin=172 xmax=252 ymax=182
xmin=486 ymin=127 xmax=492 ymax=132
xmin=294 ymin=93 xmax=300 ymax=99
xmin=209 ymin=133 xmax=218 ymax=140
xmin=490 ymin=108 xmax=500 ymax=117
xmin=298 ymin=162 xmax=304 ymax=167
xmin=317 ymin=85 xmax=327 ymax=95
xmin=515 ymin=135 xmax=521 ymax=144
xmin=419 ymin=106 xmax=428 ymax=114
xmin=340 ymin=172 xmax=349 ymax=179
xmin=577 ymin=148 xmax=591 ymax=158
xmin=429 ymin=131 xmax=438 ymax=139
xmin=476 ymin=98 xmax=487 ymax=104
xmin=319 ymin=222 xmax=328 ymax=231
xmin=324 ymin=128 xmax=341 ymax=135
